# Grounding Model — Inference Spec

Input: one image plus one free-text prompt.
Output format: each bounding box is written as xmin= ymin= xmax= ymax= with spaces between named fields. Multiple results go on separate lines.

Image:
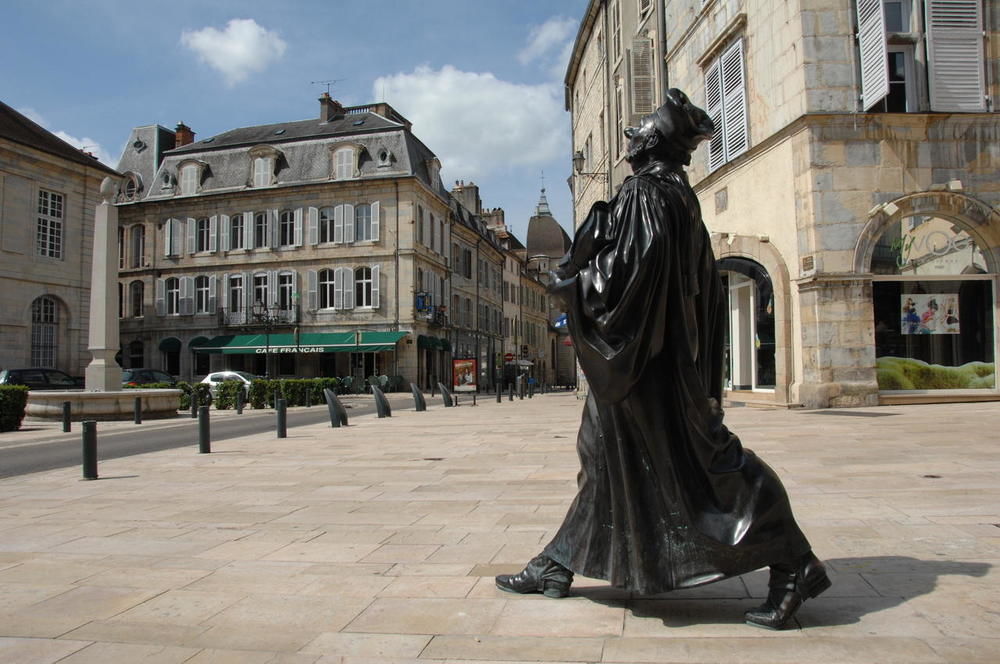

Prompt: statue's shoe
xmin=744 ymin=552 xmax=831 ymax=630
xmin=495 ymin=554 xmax=573 ymax=598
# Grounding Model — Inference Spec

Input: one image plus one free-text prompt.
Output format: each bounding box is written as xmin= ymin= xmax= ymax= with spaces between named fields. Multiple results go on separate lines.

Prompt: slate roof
xmin=0 ymin=100 xmax=119 ymax=175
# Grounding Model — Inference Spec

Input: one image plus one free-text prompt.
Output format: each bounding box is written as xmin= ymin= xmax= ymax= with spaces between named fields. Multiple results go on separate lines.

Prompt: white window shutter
xmin=293 ymin=208 xmax=303 ymax=246
xmin=268 ymin=270 xmax=278 ymax=308
xmin=186 ymin=217 xmax=196 ymax=255
xmin=629 ymin=38 xmax=655 ymax=122
xmin=333 ymin=205 xmax=344 ymax=243
xmin=154 ymin=278 xmax=165 ymax=315
xmin=333 ymin=268 xmax=344 ymax=309
xmin=180 ymin=276 xmax=193 ymax=315
xmin=926 ymin=0 xmax=986 ymax=112
xmin=721 ymin=39 xmax=748 ymax=161
xmin=307 ymin=207 xmax=319 ymax=245
xmin=307 ymin=269 xmax=318 ymax=310
xmin=243 ymin=211 xmax=253 ymax=249
xmin=209 ymin=215 xmax=218 ymax=252
xmin=371 ymin=201 xmax=380 ymax=241
xmin=343 ymin=267 xmax=355 ymax=309
xmin=208 ymin=275 xmax=217 ymax=313
xmin=705 ymin=61 xmax=726 ymax=171
xmin=372 ymin=265 xmax=380 ymax=309
xmin=219 ymin=214 xmax=230 ymax=251
xmin=242 ymin=271 xmax=251 ymax=313
xmin=269 ymin=209 xmax=279 ymax=248
xmin=163 ymin=220 xmax=172 ymax=257
xmin=343 ymin=204 xmax=355 ymax=243
xmin=856 ymin=0 xmax=889 ymax=110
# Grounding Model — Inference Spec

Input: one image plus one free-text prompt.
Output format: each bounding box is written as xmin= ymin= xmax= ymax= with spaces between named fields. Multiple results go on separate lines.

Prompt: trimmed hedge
xmin=248 ymin=377 xmax=340 ymax=408
xmin=214 ymin=380 xmax=244 ymax=410
xmin=0 ymin=385 xmax=29 ymax=432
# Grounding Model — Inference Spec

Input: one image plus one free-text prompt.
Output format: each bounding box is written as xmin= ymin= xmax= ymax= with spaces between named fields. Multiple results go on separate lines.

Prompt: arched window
xmin=30 ymin=296 xmax=58 ymax=367
xmin=279 ymin=210 xmax=295 ymax=246
xmin=355 ymin=267 xmax=373 ymax=308
xmin=318 ymin=269 xmax=335 ymax=309
xmin=129 ymin=280 xmax=144 ymax=318
xmin=165 ymin=277 xmax=180 ymax=315
xmin=195 ymin=276 xmax=211 ymax=313
xmin=319 ymin=207 xmax=335 ymax=243
xmin=195 ymin=217 xmax=211 ymax=252
xmin=355 ymin=204 xmax=373 ymax=242
xmin=254 ymin=212 xmax=268 ymax=248
xmin=129 ymin=225 xmax=145 ymax=268
xmin=229 ymin=214 xmax=245 ymax=250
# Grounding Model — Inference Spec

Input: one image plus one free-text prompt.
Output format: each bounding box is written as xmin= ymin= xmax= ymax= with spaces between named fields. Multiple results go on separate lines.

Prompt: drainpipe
xmin=393 ymin=181 xmax=401 ymax=376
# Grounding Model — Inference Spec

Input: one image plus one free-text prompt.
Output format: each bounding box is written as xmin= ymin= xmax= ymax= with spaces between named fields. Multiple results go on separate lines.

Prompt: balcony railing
xmin=219 ymin=307 xmax=297 ymax=327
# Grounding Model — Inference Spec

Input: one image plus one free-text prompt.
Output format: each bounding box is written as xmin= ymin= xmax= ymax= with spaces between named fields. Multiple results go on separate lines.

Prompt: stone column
xmin=84 ymin=177 xmax=123 ymax=391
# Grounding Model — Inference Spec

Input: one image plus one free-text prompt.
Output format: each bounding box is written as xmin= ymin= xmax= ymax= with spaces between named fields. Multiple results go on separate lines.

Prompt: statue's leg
xmin=744 ymin=551 xmax=831 ymax=629
xmin=495 ymin=554 xmax=574 ymax=598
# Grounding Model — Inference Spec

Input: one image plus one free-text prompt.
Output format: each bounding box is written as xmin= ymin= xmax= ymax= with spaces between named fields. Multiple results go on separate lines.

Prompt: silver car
xmin=200 ymin=371 xmax=255 ymax=397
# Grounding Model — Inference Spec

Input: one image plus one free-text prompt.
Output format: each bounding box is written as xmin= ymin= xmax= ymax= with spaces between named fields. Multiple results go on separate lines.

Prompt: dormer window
xmin=426 ymin=158 xmax=442 ymax=190
xmin=331 ymin=145 xmax=359 ymax=180
xmin=179 ymin=164 xmax=198 ymax=195
xmin=119 ymin=172 xmax=142 ymax=202
xmin=253 ymin=157 xmax=273 ymax=187
xmin=248 ymin=145 xmax=282 ymax=188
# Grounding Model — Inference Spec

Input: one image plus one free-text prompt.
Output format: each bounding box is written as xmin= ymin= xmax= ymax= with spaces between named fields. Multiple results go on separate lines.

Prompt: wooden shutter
xmin=180 ymin=277 xmax=193 ymax=315
xmin=242 ymin=271 xmax=251 ymax=313
xmin=343 ymin=204 xmax=355 ymax=243
xmin=333 ymin=205 xmax=344 ymax=243
xmin=269 ymin=209 xmax=279 ymax=248
xmin=243 ymin=211 xmax=253 ymax=249
xmin=704 ymin=61 xmax=726 ymax=171
xmin=306 ymin=270 xmax=317 ymax=310
xmin=154 ymin=278 xmax=165 ymax=315
xmin=371 ymin=201 xmax=380 ymax=241
xmin=926 ymin=0 xmax=986 ymax=111
xmin=343 ymin=267 xmax=355 ymax=309
xmin=163 ymin=220 xmax=173 ymax=256
xmin=209 ymin=215 xmax=218 ymax=252
xmin=186 ymin=218 xmax=196 ymax=255
xmin=371 ymin=265 xmax=380 ymax=309
xmin=208 ymin=275 xmax=217 ymax=313
xmin=856 ymin=0 xmax=889 ymax=110
xmin=219 ymin=214 xmax=230 ymax=251
xmin=629 ymin=38 xmax=654 ymax=122
xmin=307 ymin=207 xmax=319 ymax=245
xmin=268 ymin=270 xmax=278 ymax=308
xmin=721 ymin=39 xmax=748 ymax=161
xmin=333 ymin=268 xmax=344 ymax=309
xmin=293 ymin=208 xmax=303 ymax=246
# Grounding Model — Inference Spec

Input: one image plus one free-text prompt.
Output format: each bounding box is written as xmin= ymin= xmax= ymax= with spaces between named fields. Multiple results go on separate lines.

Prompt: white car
xmin=200 ymin=371 xmax=255 ymax=397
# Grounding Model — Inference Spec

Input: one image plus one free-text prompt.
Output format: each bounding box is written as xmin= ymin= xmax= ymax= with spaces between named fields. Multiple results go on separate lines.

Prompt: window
xmin=254 ymin=212 xmax=268 ymax=248
xmin=318 ymin=269 xmax=335 ymax=309
xmin=279 ymin=210 xmax=295 ymax=246
xmin=228 ymin=275 xmax=244 ymax=313
xmin=118 ymin=227 xmax=125 ymax=269
xmin=319 ymin=207 xmax=335 ymax=243
xmin=229 ymin=214 xmax=245 ymax=250
xmin=165 ymin=277 xmax=180 ymax=315
xmin=334 ymin=147 xmax=355 ymax=180
xmin=354 ymin=267 xmax=373 ymax=308
xmin=253 ymin=274 xmax=268 ymax=309
xmin=615 ymin=82 xmax=625 ymax=158
xmin=630 ymin=38 xmax=655 ymax=121
xmin=253 ymin=157 xmax=272 ymax=188
xmin=195 ymin=276 xmax=211 ymax=313
xmin=30 ymin=296 xmax=58 ymax=367
xmin=705 ymin=39 xmax=748 ymax=172
xmin=858 ymin=0 xmax=986 ymax=112
xmin=179 ymin=164 xmax=199 ymax=195
xmin=196 ymin=217 xmax=211 ymax=252
xmin=129 ymin=280 xmax=144 ymax=318
xmin=36 ymin=189 xmax=64 ymax=259
xmin=164 ymin=218 xmax=183 ymax=257
xmin=416 ymin=206 xmax=424 ymax=246
xmin=129 ymin=225 xmax=144 ymax=268
xmin=355 ymin=203 xmax=376 ymax=242
xmin=278 ymin=273 xmax=294 ymax=311
xmin=611 ymin=0 xmax=622 ymax=59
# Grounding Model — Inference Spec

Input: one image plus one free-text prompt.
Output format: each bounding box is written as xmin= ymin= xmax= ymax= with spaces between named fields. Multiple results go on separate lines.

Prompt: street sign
xmin=504 ymin=352 xmax=514 ymax=362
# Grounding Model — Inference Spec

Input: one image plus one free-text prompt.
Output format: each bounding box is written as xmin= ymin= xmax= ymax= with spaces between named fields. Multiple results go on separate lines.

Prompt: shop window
xmin=871 ymin=214 xmax=994 ymax=391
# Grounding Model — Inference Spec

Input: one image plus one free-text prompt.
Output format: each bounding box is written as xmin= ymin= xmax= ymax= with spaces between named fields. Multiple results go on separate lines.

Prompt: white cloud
xmin=518 ymin=16 xmax=577 ymax=79
xmin=180 ymin=18 xmax=286 ymax=86
xmin=373 ymin=65 xmax=568 ymax=180
xmin=17 ymin=107 xmax=114 ymax=165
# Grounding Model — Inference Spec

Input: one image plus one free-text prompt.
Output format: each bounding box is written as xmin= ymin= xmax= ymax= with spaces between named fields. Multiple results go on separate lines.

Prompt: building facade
xmin=0 ymin=101 xmax=120 ymax=377
xmin=566 ymin=0 xmax=999 ymax=407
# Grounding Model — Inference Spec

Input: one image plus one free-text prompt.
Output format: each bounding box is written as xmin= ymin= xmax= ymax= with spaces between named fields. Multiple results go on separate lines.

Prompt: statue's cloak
xmin=544 ymin=166 xmax=810 ymax=594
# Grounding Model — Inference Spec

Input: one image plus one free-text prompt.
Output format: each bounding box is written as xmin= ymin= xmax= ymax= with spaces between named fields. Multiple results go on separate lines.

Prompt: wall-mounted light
xmin=572 ymin=151 xmax=607 ymax=182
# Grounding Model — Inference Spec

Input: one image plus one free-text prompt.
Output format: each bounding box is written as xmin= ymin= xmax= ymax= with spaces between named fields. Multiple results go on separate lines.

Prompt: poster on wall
xmin=900 ymin=294 xmax=960 ymax=335
xmin=453 ymin=358 xmax=477 ymax=392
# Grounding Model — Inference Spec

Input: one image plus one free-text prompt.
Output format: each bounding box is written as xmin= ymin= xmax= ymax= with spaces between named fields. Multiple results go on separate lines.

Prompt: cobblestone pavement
xmin=0 ymin=393 xmax=997 ymax=663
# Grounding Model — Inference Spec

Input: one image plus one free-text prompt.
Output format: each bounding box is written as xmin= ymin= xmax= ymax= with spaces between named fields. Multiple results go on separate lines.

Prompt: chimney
xmin=174 ymin=122 xmax=195 ymax=147
xmin=319 ymin=92 xmax=345 ymax=122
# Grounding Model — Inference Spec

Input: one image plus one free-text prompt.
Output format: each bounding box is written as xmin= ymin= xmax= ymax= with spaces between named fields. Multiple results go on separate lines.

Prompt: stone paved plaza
xmin=0 ymin=393 xmax=997 ymax=663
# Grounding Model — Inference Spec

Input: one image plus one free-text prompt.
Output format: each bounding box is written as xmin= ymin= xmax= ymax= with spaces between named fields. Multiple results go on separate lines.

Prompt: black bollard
xmin=198 ymin=406 xmax=211 ymax=453
xmin=276 ymin=398 xmax=287 ymax=438
xmin=508 ymin=383 xmax=514 ymax=401
xmin=133 ymin=396 xmax=142 ymax=424
xmin=472 ymin=392 xmax=477 ymax=406
xmin=62 ymin=401 xmax=71 ymax=433
xmin=81 ymin=420 xmax=97 ymax=480
xmin=496 ymin=385 xmax=501 ymax=403
xmin=190 ymin=392 xmax=198 ymax=418
xmin=529 ymin=382 xmax=534 ymax=399
xmin=236 ymin=389 xmax=244 ymax=414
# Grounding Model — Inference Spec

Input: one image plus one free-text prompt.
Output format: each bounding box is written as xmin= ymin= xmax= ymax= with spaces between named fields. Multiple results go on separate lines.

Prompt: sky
xmin=0 ymin=0 xmax=590 ymax=239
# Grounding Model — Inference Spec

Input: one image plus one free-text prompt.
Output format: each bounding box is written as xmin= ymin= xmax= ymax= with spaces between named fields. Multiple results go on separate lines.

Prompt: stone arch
xmin=711 ymin=233 xmax=794 ymax=405
xmin=854 ymin=191 xmax=1000 ymax=275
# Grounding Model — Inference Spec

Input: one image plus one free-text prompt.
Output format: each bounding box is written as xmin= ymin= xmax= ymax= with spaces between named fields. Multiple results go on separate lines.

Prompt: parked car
xmin=200 ymin=371 xmax=255 ymax=397
xmin=122 ymin=368 xmax=178 ymax=387
xmin=0 ymin=367 xmax=83 ymax=390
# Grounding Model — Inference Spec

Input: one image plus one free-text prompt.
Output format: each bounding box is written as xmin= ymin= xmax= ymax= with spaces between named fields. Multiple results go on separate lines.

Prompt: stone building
xmin=566 ymin=0 xmax=999 ymax=407
xmin=114 ymin=96 xmax=473 ymax=387
xmin=0 ymin=101 xmax=120 ymax=377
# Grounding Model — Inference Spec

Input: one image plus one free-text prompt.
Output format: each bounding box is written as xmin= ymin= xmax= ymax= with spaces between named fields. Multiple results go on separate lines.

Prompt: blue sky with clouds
xmin=1 ymin=0 xmax=589 ymax=239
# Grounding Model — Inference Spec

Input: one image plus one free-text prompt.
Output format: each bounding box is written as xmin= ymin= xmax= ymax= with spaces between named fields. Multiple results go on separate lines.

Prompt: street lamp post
xmin=252 ymin=300 xmax=278 ymax=378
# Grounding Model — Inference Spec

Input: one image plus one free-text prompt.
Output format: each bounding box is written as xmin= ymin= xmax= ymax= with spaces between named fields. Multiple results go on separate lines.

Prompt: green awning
xmin=189 ymin=336 xmax=210 ymax=348
xmin=159 ymin=337 xmax=182 ymax=352
xmin=195 ymin=331 xmax=407 ymax=354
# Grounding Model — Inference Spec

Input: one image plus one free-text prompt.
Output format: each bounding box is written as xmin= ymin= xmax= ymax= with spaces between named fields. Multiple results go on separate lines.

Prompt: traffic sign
xmin=504 ymin=353 xmax=514 ymax=361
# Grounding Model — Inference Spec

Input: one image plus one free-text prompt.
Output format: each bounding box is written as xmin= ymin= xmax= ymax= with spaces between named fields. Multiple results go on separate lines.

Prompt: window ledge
xmin=696 ymin=13 xmax=747 ymax=68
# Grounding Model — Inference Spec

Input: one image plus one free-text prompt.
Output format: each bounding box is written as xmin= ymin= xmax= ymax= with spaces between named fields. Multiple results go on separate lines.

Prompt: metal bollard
xmin=198 ymin=406 xmax=211 ymax=453
xmin=473 ymin=392 xmax=477 ymax=406
xmin=133 ymin=396 xmax=142 ymax=424
xmin=529 ymin=382 xmax=534 ymax=399
xmin=82 ymin=420 xmax=97 ymax=480
xmin=236 ymin=389 xmax=244 ymax=414
xmin=276 ymin=398 xmax=287 ymax=438
xmin=62 ymin=401 xmax=71 ymax=433
xmin=496 ymin=385 xmax=501 ymax=403
xmin=190 ymin=392 xmax=198 ymax=418
xmin=508 ymin=383 xmax=514 ymax=401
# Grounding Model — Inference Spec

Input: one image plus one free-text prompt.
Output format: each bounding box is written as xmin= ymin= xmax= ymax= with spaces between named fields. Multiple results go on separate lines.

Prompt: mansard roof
xmin=0 ymin=100 xmax=119 ymax=176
